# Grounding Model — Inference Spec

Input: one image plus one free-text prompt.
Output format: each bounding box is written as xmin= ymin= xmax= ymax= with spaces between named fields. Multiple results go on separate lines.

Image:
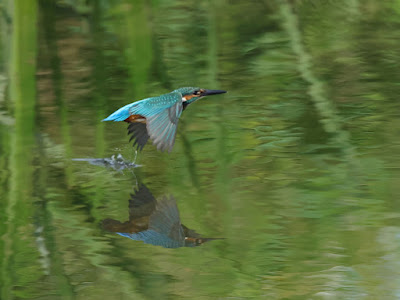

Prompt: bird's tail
xmin=102 ymin=103 xmax=133 ymax=122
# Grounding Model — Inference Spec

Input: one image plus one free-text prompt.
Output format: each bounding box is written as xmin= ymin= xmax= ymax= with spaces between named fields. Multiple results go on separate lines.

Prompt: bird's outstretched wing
xmin=146 ymin=102 xmax=182 ymax=152
xmin=129 ymin=92 xmax=183 ymax=152
xmin=127 ymin=123 xmax=150 ymax=151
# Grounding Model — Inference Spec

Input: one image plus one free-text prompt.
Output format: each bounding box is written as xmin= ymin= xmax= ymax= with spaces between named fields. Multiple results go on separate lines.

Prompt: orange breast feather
xmin=124 ymin=114 xmax=146 ymax=123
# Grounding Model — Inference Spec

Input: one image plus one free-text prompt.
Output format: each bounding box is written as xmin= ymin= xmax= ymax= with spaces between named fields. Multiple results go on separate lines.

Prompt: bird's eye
xmin=193 ymin=90 xmax=200 ymax=95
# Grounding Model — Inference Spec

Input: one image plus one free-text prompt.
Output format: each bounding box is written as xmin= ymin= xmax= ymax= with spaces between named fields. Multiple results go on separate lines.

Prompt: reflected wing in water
xmin=147 ymin=196 xmax=185 ymax=243
xmin=128 ymin=184 xmax=157 ymax=220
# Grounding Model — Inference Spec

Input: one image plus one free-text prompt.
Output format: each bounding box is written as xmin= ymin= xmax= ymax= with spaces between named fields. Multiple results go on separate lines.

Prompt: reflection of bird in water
xmin=103 ymin=87 xmax=226 ymax=152
xmin=101 ymin=184 xmax=223 ymax=248
xmin=72 ymin=154 xmax=140 ymax=171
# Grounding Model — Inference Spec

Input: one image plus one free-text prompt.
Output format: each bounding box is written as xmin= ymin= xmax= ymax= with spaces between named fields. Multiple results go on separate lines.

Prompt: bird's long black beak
xmin=202 ymin=89 xmax=227 ymax=96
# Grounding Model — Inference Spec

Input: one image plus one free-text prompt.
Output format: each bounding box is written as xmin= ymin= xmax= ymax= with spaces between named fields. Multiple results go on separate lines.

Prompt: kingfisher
xmin=103 ymin=87 xmax=226 ymax=152
xmin=101 ymin=184 xmax=223 ymax=248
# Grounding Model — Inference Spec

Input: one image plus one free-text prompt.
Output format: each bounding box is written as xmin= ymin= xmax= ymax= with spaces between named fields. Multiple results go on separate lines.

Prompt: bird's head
xmin=174 ymin=87 xmax=226 ymax=104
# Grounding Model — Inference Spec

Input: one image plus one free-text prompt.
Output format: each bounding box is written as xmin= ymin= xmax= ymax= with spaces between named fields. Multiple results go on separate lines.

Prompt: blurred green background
xmin=1 ymin=0 xmax=400 ymax=299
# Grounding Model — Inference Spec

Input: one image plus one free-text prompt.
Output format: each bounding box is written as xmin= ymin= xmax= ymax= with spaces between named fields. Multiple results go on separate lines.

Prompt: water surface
xmin=1 ymin=1 xmax=400 ymax=299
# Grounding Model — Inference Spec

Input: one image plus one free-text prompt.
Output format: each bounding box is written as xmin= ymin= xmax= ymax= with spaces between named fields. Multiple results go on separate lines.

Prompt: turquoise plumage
xmin=103 ymin=87 xmax=226 ymax=152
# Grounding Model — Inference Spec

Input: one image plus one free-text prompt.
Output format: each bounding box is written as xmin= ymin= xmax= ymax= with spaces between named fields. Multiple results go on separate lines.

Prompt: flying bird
xmin=103 ymin=87 xmax=226 ymax=152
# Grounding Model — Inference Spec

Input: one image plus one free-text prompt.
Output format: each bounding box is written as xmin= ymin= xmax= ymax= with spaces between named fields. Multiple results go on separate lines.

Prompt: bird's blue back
xmin=102 ymin=91 xmax=182 ymax=122
xmin=131 ymin=92 xmax=182 ymax=116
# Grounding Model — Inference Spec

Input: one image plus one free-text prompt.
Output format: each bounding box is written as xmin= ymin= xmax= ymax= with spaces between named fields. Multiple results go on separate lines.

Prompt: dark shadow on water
xmin=101 ymin=184 xmax=223 ymax=248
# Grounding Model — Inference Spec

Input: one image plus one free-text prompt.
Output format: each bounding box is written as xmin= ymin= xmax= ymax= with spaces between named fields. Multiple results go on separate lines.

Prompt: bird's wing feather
xmin=127 ymin=123 xmax=150 ymax=151
xmin=129 ymin=92 xmax=183 ymax=152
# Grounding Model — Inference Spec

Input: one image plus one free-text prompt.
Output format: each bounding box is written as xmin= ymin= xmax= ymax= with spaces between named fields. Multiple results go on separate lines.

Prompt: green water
xmin=1 ymin=0 xmax=400 ymax=299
